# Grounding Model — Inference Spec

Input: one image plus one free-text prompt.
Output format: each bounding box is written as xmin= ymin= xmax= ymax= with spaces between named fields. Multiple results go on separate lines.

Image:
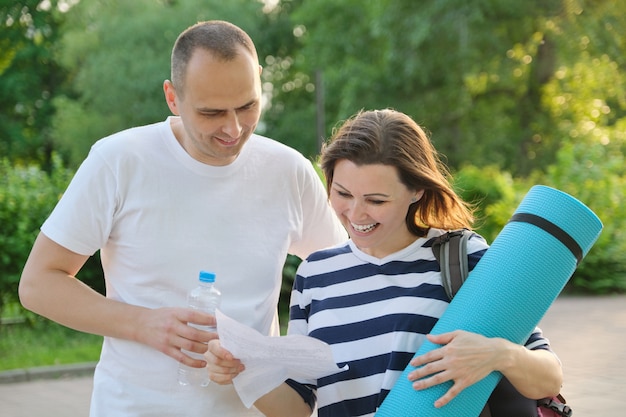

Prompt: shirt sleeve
xmin=284 ymin=379 xmax=317 ymax=411
xmin=525 ymin=326 xmax=553 ymax=352
xmin=41 ymin=146 xmax=117 ymax=256
xmin=288 ymin=158 xmax=347 ymax=260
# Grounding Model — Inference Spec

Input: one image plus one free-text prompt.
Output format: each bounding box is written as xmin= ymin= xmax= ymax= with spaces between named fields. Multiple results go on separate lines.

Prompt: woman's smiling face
xmin=329 ymin=159 xmax=423 ymax=258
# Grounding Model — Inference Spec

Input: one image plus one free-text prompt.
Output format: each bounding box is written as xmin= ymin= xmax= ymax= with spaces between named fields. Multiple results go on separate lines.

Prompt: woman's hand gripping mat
xmin=375 ymin=185 xmax=603 ymax=417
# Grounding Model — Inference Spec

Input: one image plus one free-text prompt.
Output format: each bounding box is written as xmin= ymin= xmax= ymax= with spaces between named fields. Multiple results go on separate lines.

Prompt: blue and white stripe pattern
xmin=287 ymin=229 xmax=551 ymax=417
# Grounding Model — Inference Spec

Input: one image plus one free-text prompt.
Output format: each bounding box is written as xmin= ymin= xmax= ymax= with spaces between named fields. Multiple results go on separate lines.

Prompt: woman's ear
xmin=412 ymin=190 xmax=425 ymax=203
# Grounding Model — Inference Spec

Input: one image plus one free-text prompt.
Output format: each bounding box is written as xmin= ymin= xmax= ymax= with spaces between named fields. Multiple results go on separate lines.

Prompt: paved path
xmin=536 ymin=295 xmax=626 ymax=415
xmin=1 ymin=295 xmax=625 ymax=416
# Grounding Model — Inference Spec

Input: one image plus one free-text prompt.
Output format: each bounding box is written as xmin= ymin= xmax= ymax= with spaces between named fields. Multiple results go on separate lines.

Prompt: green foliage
xmin=0 ymin=0 xmax=69 ymax=166
xmin=262 ymin=0 xmax=626 ymax=176
xmin=0 ymin=155 xmax=71 ymax=315
xmin=453 ymin=145 xmax=626 ymax=294
xmin=452 ymin=165 xmax=519 ymax=243
xmin=0 ymin=156 xmax=105 ymax=318
xmin=279 ymin=254 xmax=302 ymax=331
xmin=539 ymin=141 xmax=626 ymax=293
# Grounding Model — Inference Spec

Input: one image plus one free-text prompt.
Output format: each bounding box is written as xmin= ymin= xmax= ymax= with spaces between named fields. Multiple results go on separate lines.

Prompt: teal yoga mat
xmin=375 ymin=185 xmax=602 ymax=417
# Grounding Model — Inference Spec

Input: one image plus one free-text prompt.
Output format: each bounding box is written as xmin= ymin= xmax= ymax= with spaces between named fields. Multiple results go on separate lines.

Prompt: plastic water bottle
xmin=178 ymin=270 xmax=221 ymax=387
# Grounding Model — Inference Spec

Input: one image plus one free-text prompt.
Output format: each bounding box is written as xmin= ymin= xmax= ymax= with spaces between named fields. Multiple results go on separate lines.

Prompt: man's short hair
xmin=170 ymin=20 xmax=257 ymax=92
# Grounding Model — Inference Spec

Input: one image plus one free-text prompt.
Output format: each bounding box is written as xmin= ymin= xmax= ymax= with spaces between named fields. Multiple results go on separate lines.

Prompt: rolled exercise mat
xmin=376 ymin=185 xmax=603 ymax=417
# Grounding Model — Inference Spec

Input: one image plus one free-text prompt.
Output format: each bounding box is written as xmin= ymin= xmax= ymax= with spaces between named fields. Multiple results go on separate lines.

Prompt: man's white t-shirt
xmin=41 ymin=117 xmax=347 ymax=416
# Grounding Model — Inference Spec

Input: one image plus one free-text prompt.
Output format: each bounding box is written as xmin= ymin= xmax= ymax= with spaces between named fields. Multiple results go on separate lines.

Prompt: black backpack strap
xmin=431 ymin=229 xmax=471 ymax=300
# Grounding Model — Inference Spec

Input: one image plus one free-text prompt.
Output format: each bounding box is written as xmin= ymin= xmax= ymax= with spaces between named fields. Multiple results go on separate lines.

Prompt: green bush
xmin=539 ymin=141 xmax=626 ymax=293
xmin=453 ymin=146 xmax=626 ymax=294
xmin=0 ymin=156 xmax=105 ymax=320
xmin=0 ymin=155 xmax=70 ymax=317
xmin=452 ymin=164 xmax=519 ymax=242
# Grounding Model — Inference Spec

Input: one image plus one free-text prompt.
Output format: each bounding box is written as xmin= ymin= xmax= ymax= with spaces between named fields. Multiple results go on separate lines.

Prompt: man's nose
xmin=222 ymin=111 xmax=242 ymax=137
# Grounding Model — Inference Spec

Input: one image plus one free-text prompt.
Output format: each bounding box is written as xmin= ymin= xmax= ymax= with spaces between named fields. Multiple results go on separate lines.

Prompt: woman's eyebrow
xmin=333 ymin=182 xmax=390 ymax=198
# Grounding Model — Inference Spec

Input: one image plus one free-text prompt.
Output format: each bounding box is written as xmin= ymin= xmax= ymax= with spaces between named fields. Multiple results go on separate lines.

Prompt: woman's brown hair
xmin=320 ymin=109 xmax=474 ymax=236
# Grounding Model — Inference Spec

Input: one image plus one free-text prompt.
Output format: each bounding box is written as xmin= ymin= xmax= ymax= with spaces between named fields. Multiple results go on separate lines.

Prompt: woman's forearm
xmin=496 ymin=339 xmax=563 ymax=399
xmin=254 ymin=382 xmax=313 ymax=417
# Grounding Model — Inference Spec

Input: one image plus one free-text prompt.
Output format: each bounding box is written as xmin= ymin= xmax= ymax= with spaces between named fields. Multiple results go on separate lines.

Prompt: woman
xmin=206 ymin=109 xmax=563 ymax=417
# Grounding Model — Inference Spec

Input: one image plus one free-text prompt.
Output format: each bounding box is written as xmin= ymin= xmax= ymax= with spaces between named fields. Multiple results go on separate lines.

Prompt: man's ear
xmin=163 ymin=80 xmax=180 ymax=116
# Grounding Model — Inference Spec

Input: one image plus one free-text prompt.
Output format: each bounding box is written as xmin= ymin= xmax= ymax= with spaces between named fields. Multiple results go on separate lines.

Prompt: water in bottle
xmin=178 ymin=270 xmax=221 ymax=387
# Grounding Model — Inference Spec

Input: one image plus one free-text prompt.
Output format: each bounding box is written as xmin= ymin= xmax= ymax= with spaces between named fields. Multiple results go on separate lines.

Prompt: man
xmin=19 ymin=20 xmax=346 ymax=416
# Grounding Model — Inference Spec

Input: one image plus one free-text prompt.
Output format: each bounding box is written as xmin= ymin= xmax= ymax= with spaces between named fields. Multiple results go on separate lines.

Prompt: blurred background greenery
xmin=1 ymin=0 xmax=624 ymax=368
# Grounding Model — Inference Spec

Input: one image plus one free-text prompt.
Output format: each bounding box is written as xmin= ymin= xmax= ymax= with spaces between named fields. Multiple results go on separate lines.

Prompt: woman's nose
xmin=349 ymin=200 xmax=367 ymax=220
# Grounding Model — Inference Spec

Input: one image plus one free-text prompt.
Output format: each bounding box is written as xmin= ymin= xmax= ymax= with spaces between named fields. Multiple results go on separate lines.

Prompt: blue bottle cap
xmin=199 ymin=270 xmax=216 ymax=283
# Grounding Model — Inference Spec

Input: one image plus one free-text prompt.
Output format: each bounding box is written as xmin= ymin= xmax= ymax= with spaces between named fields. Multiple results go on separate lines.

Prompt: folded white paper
xmin=216 ymin=309 xmax=348 ymax=408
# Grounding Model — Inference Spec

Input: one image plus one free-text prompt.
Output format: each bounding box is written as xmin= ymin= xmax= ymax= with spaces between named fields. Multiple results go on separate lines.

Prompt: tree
xmin=0 ymin=1 xmax=69 ymax=167
xmin=262 ymin=0 xmax=626 ymax=174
